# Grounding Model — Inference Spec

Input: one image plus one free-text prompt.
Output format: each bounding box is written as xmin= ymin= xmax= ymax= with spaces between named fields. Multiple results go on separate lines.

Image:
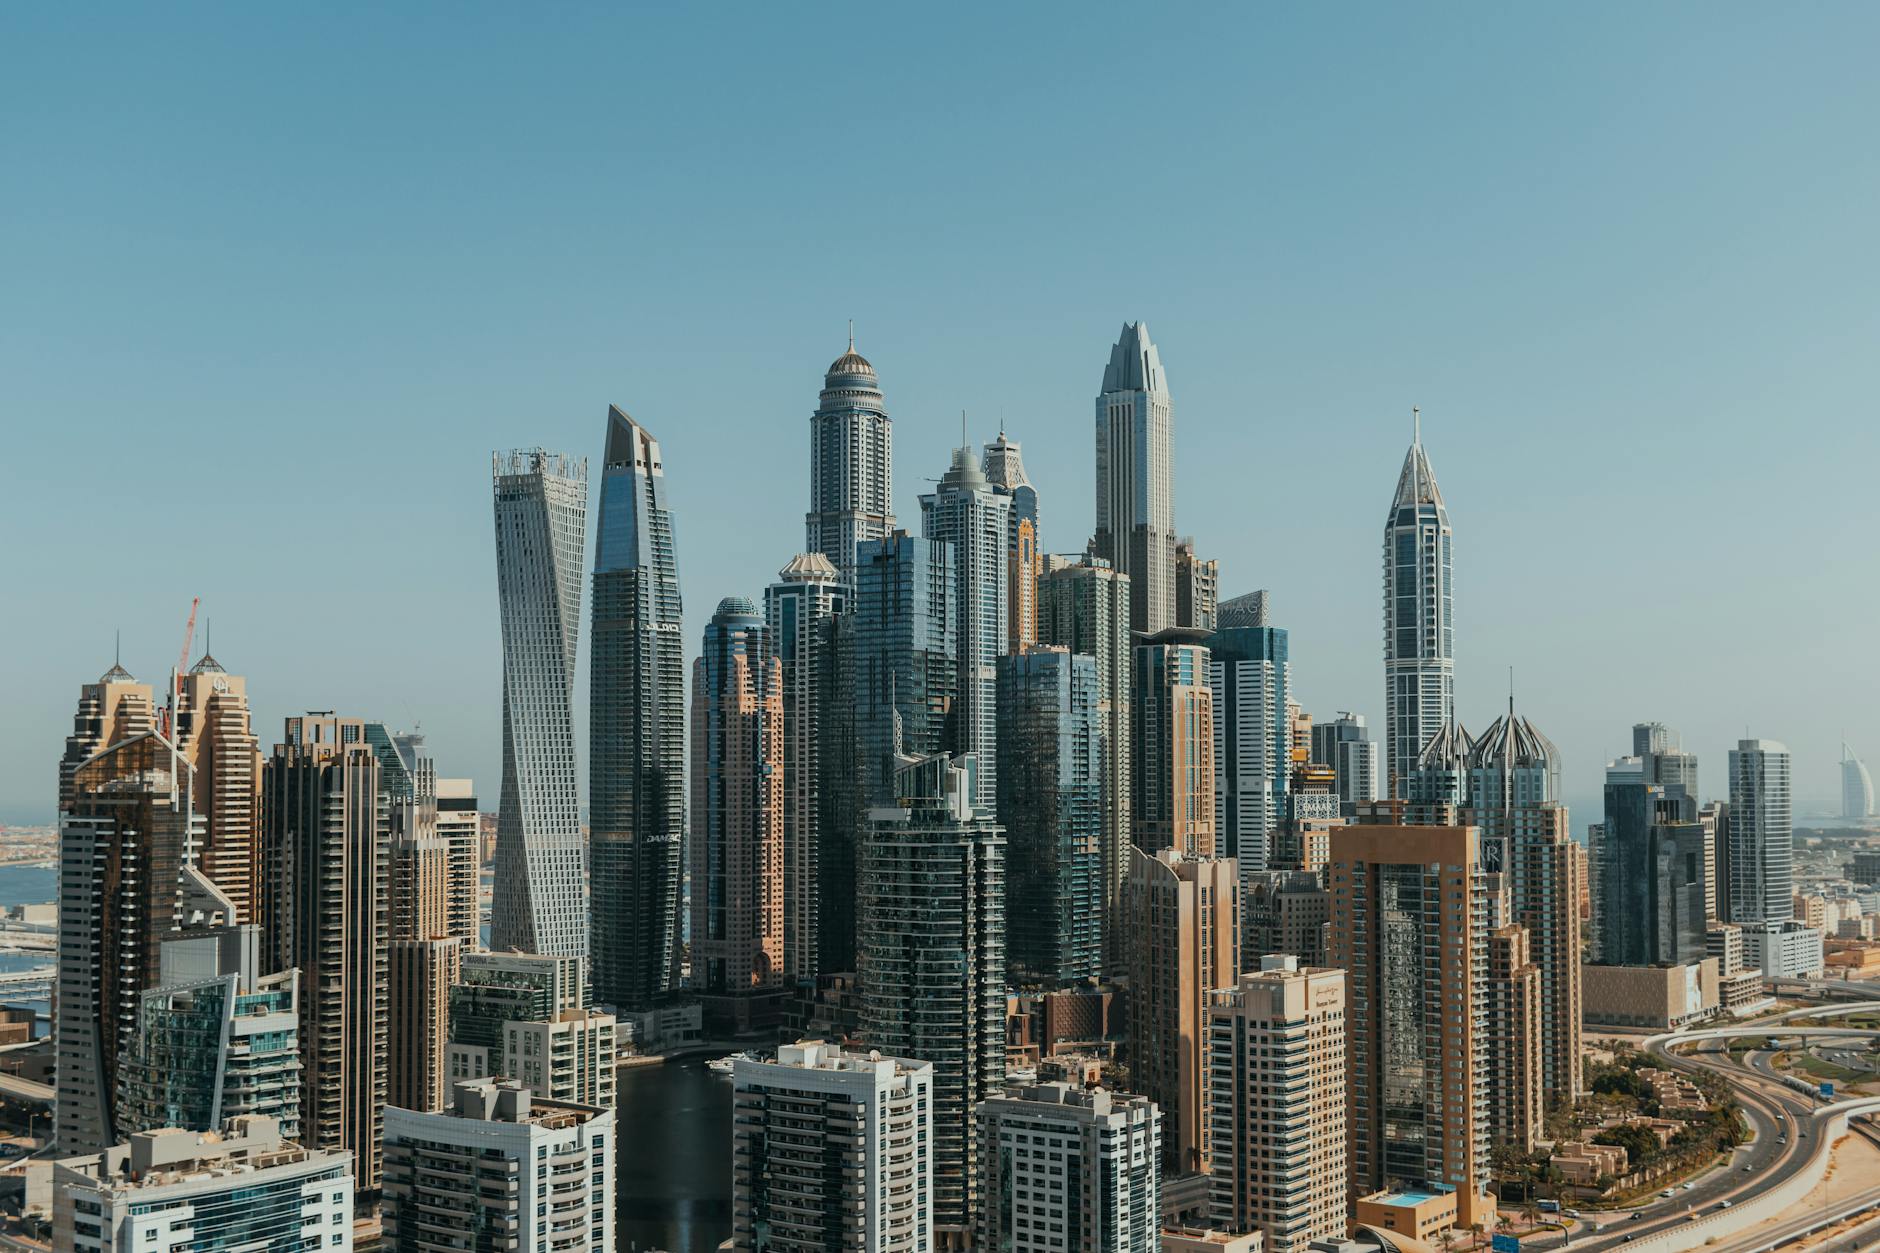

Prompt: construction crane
xmin=161 ymin=597 xmax=200 ymax=735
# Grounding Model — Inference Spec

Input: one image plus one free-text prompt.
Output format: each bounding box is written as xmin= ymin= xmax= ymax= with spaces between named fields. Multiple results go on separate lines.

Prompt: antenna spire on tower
xmin=1413 ymin=406 xmax=1422 ymax=445
xmin=848 ymin=318 xmax=855 ymax=352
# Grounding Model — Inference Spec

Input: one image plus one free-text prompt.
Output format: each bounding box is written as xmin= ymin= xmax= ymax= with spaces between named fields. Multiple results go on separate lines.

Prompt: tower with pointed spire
xmin=590 ymin=408 xmax=685 ymax=1010
xmin=173 ymin=649 xmax=264 ymax=925
xmin=1094 ymin=322 xmax=1176 ymax=634
xmin=1383 ymin=410 xmax=1454 ymax=798
xmin=983 ymin=430 xmax=1040 ymax=652
xmin=806 ymin=334 xmax=895 ymax=585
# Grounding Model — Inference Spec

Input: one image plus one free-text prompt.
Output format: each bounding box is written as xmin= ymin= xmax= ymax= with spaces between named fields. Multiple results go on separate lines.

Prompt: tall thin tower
xmin=590 ymin=409 xmax=686 ymax=1008
xmin=806 ymin=335 xmax=895 ymax=585
xmin=491 ymin=448 xmax=589 ymax=959
xmin=1094 ymin=322 xmax=1175 ymax=635
xmin=1383 ymin=411 xmax=1454 ymax=798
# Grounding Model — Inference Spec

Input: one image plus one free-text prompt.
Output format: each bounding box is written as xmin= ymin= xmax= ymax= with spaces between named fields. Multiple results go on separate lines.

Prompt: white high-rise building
xmin=1382 ymin=413 xmax=1453 ymax=798
xmin=53 ymin=1116 xmax=353 ymax=1253
xmin=490 ymin=449 xmax=589 ymax=959
xmin=434 ymin=777 xmax=480 ymax=950
xmin=1844 ymin=744 xmax=1875 ymax=821
xmin=1095 ymin=322 xmax=1176 ymax=635
xmin=383 ymin=1079 xmax=614 ymax=1253
xmin=1208 ymin=958 xmax=1348 ymax=1253
xmin=731 ymin=1042 xmax=934 ymax=1252
xmin=921 ymin=446 xmax=1011 ymax=812
xmin=975 ymin=1083 xmax=1161 ymax=1253
xmin=807 ymin=337 xmax=895 ymax=584
xmin=1728 ymin=739 xmax=1793 ymax=924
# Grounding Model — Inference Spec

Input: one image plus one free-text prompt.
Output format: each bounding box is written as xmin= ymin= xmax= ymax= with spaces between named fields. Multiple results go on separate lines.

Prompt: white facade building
xmin=1727 ymin=739 xmax=1793 ymax=924
xmin=53 ymin=1116 xmax=352 ymax=1253
xmin=383 ymin=1079 xmax=614 ymax=1253
xmin=974 ymin=1083 xmax=1161 ymax=1253
xmin=731 ymin=1042 xmax=933 ymax=1252
xmin=1739 ymin=920 xmax=1823 ymax=980
xmin=490 ymin=449 xmax=589 ymax=958
xmin=1382 ymin=417 xmax=1454 ymax=799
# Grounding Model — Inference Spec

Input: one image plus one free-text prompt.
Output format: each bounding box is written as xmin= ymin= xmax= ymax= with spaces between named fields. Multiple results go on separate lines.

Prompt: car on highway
xmin=1660 ymin=1189 xmax=1676 ymax=1198
xmin=1720 ymin=1200 xmax=1734 ymax=1210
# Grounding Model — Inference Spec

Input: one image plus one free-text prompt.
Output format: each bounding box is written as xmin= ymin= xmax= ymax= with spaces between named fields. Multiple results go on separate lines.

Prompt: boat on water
xmin=707 ymin=1050 xmax=763 ymax=1075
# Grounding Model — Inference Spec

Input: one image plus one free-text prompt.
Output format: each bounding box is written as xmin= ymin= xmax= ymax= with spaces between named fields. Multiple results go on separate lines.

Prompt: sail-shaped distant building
xmin=806 ymin=337 xmax=895 ymax=585
xmin=491 ymin=448 xmax=589 ymax=959
xmin=590 ymin=408 xmax=686 ymax=1009
xmin=1094 ymin=322 xmax=1175 ymax=635
xmin=1845 ymin=745 xmax=1875 ymax=821
xmin=1383 ymin=413 xmax=1454 ymax=798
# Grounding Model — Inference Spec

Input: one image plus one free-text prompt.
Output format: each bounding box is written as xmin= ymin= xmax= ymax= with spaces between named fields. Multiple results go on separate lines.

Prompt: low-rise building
xmin=1740 ymin=921 xmax=1824 ymax=980
xmin=52 ymin=1116 xmax=353 ymax=1252
xmin=1353 ymin=1190 xmax=1456 ymax=1244
xmin=1580 ymin=961 xmax=1718 ymax=1030
xmin=1164 ymin=1229 xmax=1264 ymax=1253
xmin=1549 ymin=1141 xmax=1626 ymax=1187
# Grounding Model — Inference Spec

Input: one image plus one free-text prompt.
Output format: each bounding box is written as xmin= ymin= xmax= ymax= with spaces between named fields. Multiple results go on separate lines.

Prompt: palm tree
xmin=1471 ymin=1221 xmax=1486 ymax=1250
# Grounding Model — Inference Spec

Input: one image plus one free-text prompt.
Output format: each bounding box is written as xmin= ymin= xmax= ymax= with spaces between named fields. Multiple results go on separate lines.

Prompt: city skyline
xmin=8 ymin=6 xmax=1880 ymax=828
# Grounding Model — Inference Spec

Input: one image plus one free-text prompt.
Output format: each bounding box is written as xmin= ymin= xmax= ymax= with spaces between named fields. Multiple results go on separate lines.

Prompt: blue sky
xmin=4 ymin=3 xmax=1877 ymax=826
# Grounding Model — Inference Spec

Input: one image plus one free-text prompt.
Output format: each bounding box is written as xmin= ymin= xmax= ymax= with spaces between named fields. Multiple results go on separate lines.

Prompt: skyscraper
xmin=1037 ymin=555 xmax=1132 ymax=974
xmin=1728 ymin=739 xmax=1793 ymax=924
xmin=491 ymin=448 xmax=588 ymax=959
xmin=1328 ymin=824 xmax=1493 ymax=1230
xmin=1095 ymin=322 xmax=1176 ymax=635
xmin=590 ymin=409 xmax=686 ymax=1009
xmin=261 ymin=713 xmax=390 ymax=1196
xmin=996 ymin=647 xmax=1103 ymax=986
xmin=732 ymin=1043 xmax=934 ymax=1253
xmin=1596 ymin=757 xmax=1707 ymax=967
xmin=435 ymin=777 xmax=481 ymax=949
xmin=922 ymin=443 xmax=1011 ymax=812
xmin=1124 ymin=847 xmax=1238 ymax=1176
xmin=56 ymin=730 xmax=198 ymax=1153
xmin=173 ymin=653 xmax=263 ymax=925
xmin=1208 ymin=620 xmax=1289 ymax=876
xmin=1485 ymin=925 xmax=1544 ymax=1153
xmin=858 ymin=750 xmax=1005 ymax=1238
xmin=1382 ymin=414 xmax=1454 ymax=798
xmin=690 ymin=596 xmax=785 ymax=1030
xmin=765 ymin=553 xmax=847 ymax=982
xmin=975 ymin=1084 xmax=1162 ymax=1253
xmin=1635 ymin=722 xmax=1699 ymax=797
xmin=1133 ymin=629 xmax=1217 ymax=858
xmin=1312 ymin=712 xmax=1381 ymax=808
xmin=984 ymin=430 xmax=1041 ymax=653
xmin=58 ymin=660 xmax=155 ymax=814
xmin=806 ymin=337 xmax=895 ymax=583
xmin=852 ymin=532 xmax=957 ymax=803
xmin=1174 ymin=538 xmax=1218 ymax=632
xmin=1207 ymin=958 xmax=1348 ymax=1253
xmin=1845 ymin=744 xmax=1875 ymax=821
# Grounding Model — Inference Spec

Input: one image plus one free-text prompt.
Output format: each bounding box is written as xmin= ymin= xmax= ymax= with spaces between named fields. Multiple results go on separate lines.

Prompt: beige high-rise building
xmin=1174 ymin=538 xmax=1219 ymax=632
xmin=435 ymin=778 xmax=481 ymax=949
xmin=1328 ymin=825 xmax=1492 ymax=1229
xmin=1124 ymin=846 xmax=1238 ymax=1176
xmin=1486 ymin=925 xmax=1543 ymax=1154
xmin=58 ymin=661 xmax=155 ymax=813
xmin=261 ymin=714 xmax=389 ymax=1197
xmin=173 ymin=655 xmax=264 ymax=925
xmin=1207 ymin=957 xmax=1347 ymax=1253
xmin=389 ymin=938 xmax=462 ymax=1114
xmin=1133 ymin=631 xmax=1217 ymax=858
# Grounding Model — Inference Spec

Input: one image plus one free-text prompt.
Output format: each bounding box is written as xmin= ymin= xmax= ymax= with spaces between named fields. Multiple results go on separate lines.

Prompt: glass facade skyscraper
xmin=921 ymin=445 xmax=1010 ymax=813
xmin=589 ymin=409 xmax=685 ymax=1009
xmin=1596 ymin=762 xmax=1707 ymax=967
xmin=1095 ymin=322 xmax=1176 ymax=635
xmin=491 ymin=448 xmax=589 ymax=959
xmin=1383 ymin=418 xmax=1454 ymax=798
xmin=1727 ymin=738 xmax=1793 ymax=924
xmin=806 ymin=340 xmax=894 ymax=584
xmin=1208 ymin=623 xmax=1289 ymax=876
xmin=852 ymin=532 xmax=957 ymax=805
xmin=995 ymin=647 xmax=1103 ymax=986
